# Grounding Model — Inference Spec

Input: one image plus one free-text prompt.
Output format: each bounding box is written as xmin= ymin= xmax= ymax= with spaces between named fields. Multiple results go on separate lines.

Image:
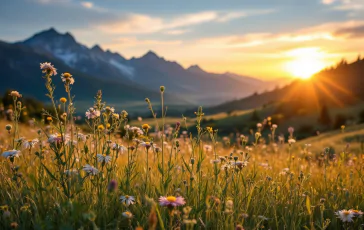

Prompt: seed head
xmin=5 ymin=124 xmax=12 ymax=131
xmin=121 ymin=110 xmax=128 ymax=119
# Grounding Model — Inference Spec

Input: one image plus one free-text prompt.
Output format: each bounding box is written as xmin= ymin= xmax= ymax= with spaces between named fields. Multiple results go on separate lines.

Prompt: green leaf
xmin=41 ymin=163 xmax=58 ymax=182
xmin=306 ymin=196 xmax=311 ymax=215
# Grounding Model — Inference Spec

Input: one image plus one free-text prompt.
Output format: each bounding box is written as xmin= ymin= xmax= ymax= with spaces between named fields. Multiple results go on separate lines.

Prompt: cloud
xmin=81 ymin=1 xmax=93 ymax=9
xmin=96 ymin=9 xmax=274 ymax=35
xmin=105 ymin=37 xmax=182 ymax=47
xmin=193 ymin=20 xmax=364 ymax=51
xmin=217 ymin=9 xmax=275 ymax=22
xmin=34 ymin=0 xmax=71 ymax=4
xmin=216 ymin=12 xmax=247 ymax=22
xmin=97 ymin=11 xmax=217 ymax=34
xmin=322 ymin=0 xmax=364 ymax=11
xmin=334 ymin=24 xmax=364 ymax=38
xmin=322 ymin=0 xmax=336 ymax=5
xmin=164 ymin=29 xmax=190 ymax=35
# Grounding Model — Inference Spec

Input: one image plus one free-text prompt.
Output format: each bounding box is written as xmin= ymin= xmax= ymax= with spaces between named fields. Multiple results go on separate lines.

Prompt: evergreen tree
xmin=318 ymin=104 xmax=331 ymax=127
xmin=333 ymin=114 xmax=347 ymax=129
xmin=250 ymin=109 xmax=260 ymax=122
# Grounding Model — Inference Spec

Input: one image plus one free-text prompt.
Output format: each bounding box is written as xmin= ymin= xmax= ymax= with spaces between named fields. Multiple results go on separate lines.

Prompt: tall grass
xmin=0 ymin=63 xmax=363 ymax=230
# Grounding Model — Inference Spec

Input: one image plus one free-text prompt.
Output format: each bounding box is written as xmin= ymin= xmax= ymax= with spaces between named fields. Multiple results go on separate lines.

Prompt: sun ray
xmin=316 ymin=75 xmax=359 ymax=101
xmin=312 ymin=80 xmax=344 ymax=107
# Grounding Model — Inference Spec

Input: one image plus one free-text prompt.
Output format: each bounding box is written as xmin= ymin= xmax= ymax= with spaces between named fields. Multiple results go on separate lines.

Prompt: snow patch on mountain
xmin=109 ymin=59 xmax=134 ymax=79
xmin=53 ymin=49 xmax=77 ymax=66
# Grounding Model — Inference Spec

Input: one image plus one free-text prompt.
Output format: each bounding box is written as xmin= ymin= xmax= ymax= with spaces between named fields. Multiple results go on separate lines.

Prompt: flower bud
xmin=160 ymin=86 xmax=165 ymax=92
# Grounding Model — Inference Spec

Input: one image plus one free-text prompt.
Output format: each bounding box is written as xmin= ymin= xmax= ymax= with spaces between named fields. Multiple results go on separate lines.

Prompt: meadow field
xmin=1 ymin=63 xmax=364 ymax=230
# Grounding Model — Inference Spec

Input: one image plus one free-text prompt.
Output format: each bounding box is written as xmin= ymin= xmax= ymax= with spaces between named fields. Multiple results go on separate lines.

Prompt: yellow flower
xmin=46 ymin=117 xmax=53 ymax=122
xmin=60 ymin=97 xmax=67 ymax=103
xmin=142 ymin=124 xmax=151 ymax=130
xmin=206 ymin=127 xmax=213 ymax=133
xmin=62 ymin=73 xmax=72 ymax=78
xmin=106 ymin=123 xmax=111 ymax=128
xmin=97 ymin=125 xmax=105 ymax=131
xmin=166 ymin=196 xmax=177 ymax=202
xmin=122 ymin=211 xmax=133 ymax=219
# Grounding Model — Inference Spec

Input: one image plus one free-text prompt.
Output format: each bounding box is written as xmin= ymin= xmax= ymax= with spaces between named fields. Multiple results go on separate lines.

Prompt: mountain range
xmin=0 ymin=28 xmax=278 ymax=112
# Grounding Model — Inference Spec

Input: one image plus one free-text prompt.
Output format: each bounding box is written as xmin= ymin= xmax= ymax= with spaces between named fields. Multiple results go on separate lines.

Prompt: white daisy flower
xmin=97 ymin=154 xmax=112 ymax=164
xmin=231 ymin=160 xmax=248 ymax=169
xmin=288 ymin=139 xmax=296 ymax=144
xmin=335 ymin=209 xmax=355 ymax=222
xmin=23 ymin=139 xmax=39 ymax=149
xmin=221 ymin=163 xmax=232 ymax=170
xmin=120 ymin=195 xmax=136 ymax=206
xmin=83 ymin=164 xmax=99 ymax=175
xmin=111 ymin=143 xmax=127 ymax=152
xmin=104 ymin=106 xmax=115 ymax=113
xmin=128 ymin=126 xmax=143 ymax=136
xmin=77 ymin=133 xmax=87 ymax=142
xmin=60 ymin=73 xmax=75 ymax=85
xmin=139 ymin=141 xmax=156 ymax=149
xmin=2 ymin=150 xmax=21 ymax=158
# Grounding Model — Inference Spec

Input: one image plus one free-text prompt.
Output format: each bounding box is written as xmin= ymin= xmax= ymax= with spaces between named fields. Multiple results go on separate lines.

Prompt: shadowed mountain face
xmin=0 ymin=41 xmax=177 ymax=111
xmin=203 ymin=58 xmax=364 ymax=115
xmin=0 ymin=28 xmax=275 ymax=108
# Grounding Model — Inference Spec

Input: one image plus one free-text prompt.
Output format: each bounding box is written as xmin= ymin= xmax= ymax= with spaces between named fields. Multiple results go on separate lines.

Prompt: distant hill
xmin=0 ymin=28 xmax=276 ymax=109
xmin=203 ymin=58 xmax=364 ymax=115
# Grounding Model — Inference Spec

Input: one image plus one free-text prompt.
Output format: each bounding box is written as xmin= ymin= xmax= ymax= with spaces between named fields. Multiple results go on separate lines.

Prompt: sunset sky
xmin=1 ymin=0 xmax=364 ymax=80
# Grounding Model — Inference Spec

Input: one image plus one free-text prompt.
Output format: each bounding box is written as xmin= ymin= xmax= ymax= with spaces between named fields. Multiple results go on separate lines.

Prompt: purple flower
xmin=85 ymin=108 xmax=100 ymax=119
xmin=175 ymin=122 xmax=181 ymax=130
xmin=159 ymin=196 xmax=185 ymax=207
xmin=108 ymin=179 xmax=118 ymax=192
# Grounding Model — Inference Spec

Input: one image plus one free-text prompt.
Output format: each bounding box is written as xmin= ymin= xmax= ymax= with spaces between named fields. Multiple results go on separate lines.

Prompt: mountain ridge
xmin=0 ymin=28 xmax=281 ymax=112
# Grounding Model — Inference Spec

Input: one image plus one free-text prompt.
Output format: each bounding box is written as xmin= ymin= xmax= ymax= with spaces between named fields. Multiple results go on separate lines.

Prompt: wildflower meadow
xmin=1 ymin=62 xmax=364 ymax=230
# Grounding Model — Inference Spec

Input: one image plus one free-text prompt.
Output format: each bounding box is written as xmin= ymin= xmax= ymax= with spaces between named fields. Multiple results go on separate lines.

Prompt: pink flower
xmin=288 ymin=127 xmax=294 ymax=134
xmin=85 ymin=108 xmax=100 ymax=119
xmin=159 ymin=196 xmax=185 ymax=207
xmin=40 ymin=62 xmax=57 ymax=76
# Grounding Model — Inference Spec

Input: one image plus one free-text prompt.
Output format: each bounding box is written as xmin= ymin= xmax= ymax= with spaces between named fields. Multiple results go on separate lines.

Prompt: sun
xmin=284 ymin=47 xmax=327 ymax=79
